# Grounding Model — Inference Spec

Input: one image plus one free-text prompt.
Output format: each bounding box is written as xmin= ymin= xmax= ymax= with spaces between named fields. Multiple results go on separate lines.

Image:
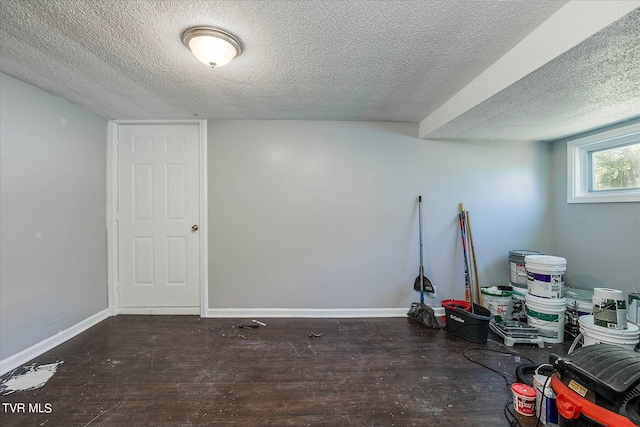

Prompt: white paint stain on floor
xmin=0 ymin=361 xmax=64 ymax=395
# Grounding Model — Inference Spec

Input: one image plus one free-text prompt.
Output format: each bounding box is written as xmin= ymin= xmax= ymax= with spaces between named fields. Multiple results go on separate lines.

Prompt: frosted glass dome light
xmin=182 ymin=27 xmax=243 ymax=68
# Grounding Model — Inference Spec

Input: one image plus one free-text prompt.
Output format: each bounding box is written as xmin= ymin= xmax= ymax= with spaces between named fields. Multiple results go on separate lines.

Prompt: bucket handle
xmin=534 ymin=363 xmax=553 ymax=376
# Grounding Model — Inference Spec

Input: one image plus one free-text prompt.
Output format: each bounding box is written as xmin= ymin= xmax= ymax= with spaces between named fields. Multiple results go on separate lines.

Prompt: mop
xmin=407 ymin=196 xmax=439 ymax=328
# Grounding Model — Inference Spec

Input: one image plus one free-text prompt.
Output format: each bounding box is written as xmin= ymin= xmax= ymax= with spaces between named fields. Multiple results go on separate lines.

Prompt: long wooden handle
xmin=465 ymin=211 xmax=481 ymax=306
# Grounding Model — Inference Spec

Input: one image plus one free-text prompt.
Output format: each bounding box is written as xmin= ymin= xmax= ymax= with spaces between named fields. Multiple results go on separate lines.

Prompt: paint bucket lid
xmin=564 ymin=287 xmax=593 ymax=302
xmin=525 ymin=255 xmax=566 ymax=266
xmin=509 ymin=250 xmax=543 ymax=261
xmin=511 ymin=286 xmax=527 ymax=298
xmin=593 ymin=288 xmax=624 ymax=300
xmin=511 ymin=383 xmax=536 ymax=397
xmin=481 ymin=286 xmax=513 ymax=298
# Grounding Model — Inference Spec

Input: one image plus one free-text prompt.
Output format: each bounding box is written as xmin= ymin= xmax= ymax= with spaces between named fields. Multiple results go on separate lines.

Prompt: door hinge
xmin=115 ymin=211 xmax=120 ymax=221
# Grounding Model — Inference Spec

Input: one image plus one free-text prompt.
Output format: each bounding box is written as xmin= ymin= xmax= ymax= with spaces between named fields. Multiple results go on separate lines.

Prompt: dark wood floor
xmin=0 ymin=316 xmax=570 ymax=426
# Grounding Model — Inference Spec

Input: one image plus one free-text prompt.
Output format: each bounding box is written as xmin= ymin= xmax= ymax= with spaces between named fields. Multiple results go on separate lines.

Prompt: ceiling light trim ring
xmin=181 ymin=26 xmax=243 ymax=57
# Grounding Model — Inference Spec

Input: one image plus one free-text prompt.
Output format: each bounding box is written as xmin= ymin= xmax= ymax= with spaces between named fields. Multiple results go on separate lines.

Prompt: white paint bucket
xmin=526 ymin=293 xmax=567 ymax=343
xmin=480 ymin=286 xmax=513 ymax=322
xmin=525 ymin=255 xmax=566 ymax=299
xmin=531 ymin=365 xmax=557 ymax=425
xmin=535 ymin=383 xmax=558 ymax=426
xmin=511 ymin=383 xmax=536 ymax=416
xmin=579 ymin=315 xmax=640 ymax=351
xmin=593 ymin=288 xmax=627 ymax=329
xmin=509 ymin=250 xmax=543 ymax=286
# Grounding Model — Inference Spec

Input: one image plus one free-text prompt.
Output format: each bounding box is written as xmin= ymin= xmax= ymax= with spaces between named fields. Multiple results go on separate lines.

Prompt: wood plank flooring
xmin=0 ymin=316 xmax=570 ymax=426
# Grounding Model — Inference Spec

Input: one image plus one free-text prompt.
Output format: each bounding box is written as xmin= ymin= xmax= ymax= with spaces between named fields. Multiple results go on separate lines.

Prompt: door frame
xmin=106 ymin=120 xmax=208 ymax=316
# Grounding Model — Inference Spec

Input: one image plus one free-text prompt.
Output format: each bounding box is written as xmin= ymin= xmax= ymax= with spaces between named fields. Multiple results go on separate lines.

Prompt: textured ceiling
xmin=427 ymin=7 xmax=640 ymax=142
xmin=0 ymin=0 xmax=638 ymax=141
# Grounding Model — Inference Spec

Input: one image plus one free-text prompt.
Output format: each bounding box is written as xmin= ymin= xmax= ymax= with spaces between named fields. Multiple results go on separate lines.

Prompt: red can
xmin=511 ymin=383 xmax=536 ymax=416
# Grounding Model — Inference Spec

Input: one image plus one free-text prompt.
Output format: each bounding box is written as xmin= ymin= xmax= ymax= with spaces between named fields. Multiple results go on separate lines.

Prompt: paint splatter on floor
xmin=0 ymin=361 xmax=64 ymax=395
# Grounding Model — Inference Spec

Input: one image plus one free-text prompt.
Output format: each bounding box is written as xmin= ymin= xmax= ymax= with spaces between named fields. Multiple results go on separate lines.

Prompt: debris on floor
xmin=237 ymin=324 xmax=259 ymax=329
xmin=309 ymin=332 xmax=324 ymax=338
xmin=0 ymin=361 xmax=64 ymax=395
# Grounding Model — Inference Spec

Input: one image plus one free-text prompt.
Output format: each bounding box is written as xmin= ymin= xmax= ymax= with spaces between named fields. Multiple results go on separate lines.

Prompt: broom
xmin=408 ymin=196 xmax=439 ymax=328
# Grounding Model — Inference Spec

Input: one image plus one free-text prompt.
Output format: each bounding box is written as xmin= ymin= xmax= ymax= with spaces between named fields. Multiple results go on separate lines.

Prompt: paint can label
xmin=527 ymin=272 xmax=564 ymax=299
xmin=593 ymin=297 xmax=627 ymax=329
xmin=536 ymin=384 xmax=558 ymax=426
xmin=510 ymin=262 xmax=527 ymax=285
xmin=511 ymin=384 xmax=537 ymax=417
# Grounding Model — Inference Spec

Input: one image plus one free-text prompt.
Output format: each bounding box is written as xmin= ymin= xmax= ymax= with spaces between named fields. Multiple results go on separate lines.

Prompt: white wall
xmin=0 ymin=73 xmax=108 ymax=361
xmin=551 ymin=119 xmax=640 ymax=294
xmin=208 ymin=120 xmax=552 ymax=310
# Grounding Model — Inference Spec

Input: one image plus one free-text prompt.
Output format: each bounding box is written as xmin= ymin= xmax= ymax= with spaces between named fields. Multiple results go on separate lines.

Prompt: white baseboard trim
xmin=205 ymin=308 xmax=409 ymax=318
xmin=0 ymin=309 xmax=110 ymax=376
xmin=118 ymin=307 xmax=201 ymax=315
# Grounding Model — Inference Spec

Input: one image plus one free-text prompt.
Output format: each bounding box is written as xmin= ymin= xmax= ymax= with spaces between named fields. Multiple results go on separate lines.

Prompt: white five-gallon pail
xmin=526 ymin=293 xmax=567 ymax=343
xmin=525 ymin=255 xmax=566 ymax=299
xmin=579 ymin=315 xmax=640 ymax=351
xmin=481 ymin=286 xmax=513 ymax=322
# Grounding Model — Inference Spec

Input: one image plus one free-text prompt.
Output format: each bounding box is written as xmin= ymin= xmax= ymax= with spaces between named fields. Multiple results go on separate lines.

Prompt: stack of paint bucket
xmin=578 ymin=288 xmax=640 ymax=351
xmin=509 ymin=250 xmax=542 ymax=322
xmin=524 ymin=254 xmax=567 ymax=343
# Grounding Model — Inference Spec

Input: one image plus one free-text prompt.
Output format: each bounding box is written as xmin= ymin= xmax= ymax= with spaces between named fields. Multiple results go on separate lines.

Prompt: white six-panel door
xmin=118 ymin=124 xmax=200 ymax=310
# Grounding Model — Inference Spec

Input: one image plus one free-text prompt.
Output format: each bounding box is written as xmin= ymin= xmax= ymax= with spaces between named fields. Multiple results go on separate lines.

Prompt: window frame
xmin=567 ymin=121 xmax=640 ymax=203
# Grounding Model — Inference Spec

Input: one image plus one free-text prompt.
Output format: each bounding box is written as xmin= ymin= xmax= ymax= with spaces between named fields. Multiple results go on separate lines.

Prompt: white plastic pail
xmin=481 ymin=286 xmax=513 ymax=322
xmin=526 ymin=293 xmax=566 ymax=343
xmin=579 ymin=315 xmax=640 ymax=351
xmin=525 ymin=255 xmax=566 ymax=299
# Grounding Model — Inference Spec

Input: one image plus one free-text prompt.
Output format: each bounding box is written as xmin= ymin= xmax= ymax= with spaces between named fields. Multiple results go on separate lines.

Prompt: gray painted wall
xmin=0 ymin=73 xmax=108 ymax=360
xmin=0 ymin=71 xmax=635 ymax=364
xmin=551 ymin=120 xmax=640 ymax=294
xmin=208 ymin=120 xmax=553 ymax=309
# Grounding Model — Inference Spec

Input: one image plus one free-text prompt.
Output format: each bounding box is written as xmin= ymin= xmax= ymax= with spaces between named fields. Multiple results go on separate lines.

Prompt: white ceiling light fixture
xmin=182 ymin=26 xmax=243 ymax=68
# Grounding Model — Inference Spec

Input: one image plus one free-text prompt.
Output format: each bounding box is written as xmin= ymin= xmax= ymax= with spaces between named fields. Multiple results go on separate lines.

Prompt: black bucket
xmin=444 ymin=303 xmax=491 ymax=343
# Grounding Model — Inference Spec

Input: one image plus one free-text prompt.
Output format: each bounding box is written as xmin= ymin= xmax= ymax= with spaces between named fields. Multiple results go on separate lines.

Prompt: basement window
xmin=567 ymin=121 xmax=640 ymax=203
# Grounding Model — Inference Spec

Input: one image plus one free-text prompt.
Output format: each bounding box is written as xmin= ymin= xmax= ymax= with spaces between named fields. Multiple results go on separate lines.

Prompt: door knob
xmin=192 ymin=224 xmax=199 ymax=231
